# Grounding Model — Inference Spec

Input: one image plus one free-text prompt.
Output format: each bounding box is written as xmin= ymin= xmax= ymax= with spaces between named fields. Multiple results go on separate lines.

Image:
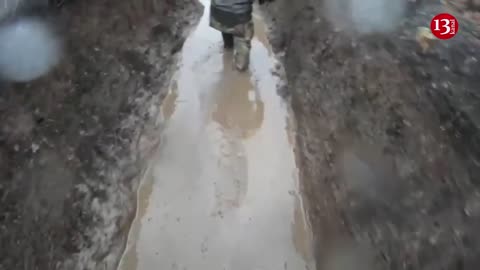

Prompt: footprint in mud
xmin=211 ymin=134 xmax=248 ymax=215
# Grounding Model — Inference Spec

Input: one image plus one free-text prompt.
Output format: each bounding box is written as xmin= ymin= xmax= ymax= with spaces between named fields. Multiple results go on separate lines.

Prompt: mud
xmin=0 ymin=1 xmax=201 ymax=269
xmin=263 ymin=0 xmax=480 ymax=269
xmin=117 ymin=2 xmax=314 ymax=269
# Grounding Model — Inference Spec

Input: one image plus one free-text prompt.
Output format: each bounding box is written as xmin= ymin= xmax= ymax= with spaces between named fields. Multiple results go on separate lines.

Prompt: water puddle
xmin=117 ymin=1 xmax=314 ymax=269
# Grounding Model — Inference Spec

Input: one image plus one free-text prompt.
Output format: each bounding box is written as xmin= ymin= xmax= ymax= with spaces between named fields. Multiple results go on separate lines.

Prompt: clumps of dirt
xmin=263 ymin=0 xmax=480 ymax=269
xmin=446 ymin=0 xmax=480 ymax=14
xmin=444 ymin=0 xmax=480 ymax=34
xmin=0 ymin=0 xmax=201 ymax=269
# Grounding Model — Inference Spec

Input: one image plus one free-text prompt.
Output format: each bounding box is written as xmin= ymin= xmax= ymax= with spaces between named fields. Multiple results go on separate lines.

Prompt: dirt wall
xmin=0 ymin=1 xmax=201 ymax=269
xmin=264 ymin=0 xmax=480 ymax=269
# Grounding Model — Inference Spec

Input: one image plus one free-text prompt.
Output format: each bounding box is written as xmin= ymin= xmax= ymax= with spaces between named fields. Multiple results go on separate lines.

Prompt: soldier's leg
xmin=222 ymin=32 xmax=234 ymax=49
xmin=233 ymin=21 xmax=254 ymax=71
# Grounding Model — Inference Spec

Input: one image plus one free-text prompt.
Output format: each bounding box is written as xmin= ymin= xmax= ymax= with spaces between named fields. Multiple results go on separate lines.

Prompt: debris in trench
xmin=416 ymin=26 xmax=437 ymax=53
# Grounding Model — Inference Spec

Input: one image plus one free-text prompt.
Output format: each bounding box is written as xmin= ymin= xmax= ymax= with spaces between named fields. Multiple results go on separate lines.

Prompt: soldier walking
xmin=209 ymin=0 xmax=274 ymax=71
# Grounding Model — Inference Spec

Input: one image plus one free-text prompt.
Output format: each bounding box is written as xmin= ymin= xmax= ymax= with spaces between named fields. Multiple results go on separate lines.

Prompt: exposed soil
xmin=263 ymin=0 xmax=480 ymax=269
xmin=0 ymin=1 xmax=201 ymax=269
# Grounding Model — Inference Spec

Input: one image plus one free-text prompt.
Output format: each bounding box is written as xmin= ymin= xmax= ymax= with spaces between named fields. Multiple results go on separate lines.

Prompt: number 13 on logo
xmin=430 ymin=13 xmax=459 ymax=40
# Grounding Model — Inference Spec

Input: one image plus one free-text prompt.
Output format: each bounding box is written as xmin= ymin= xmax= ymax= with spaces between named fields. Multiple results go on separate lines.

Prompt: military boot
xmin=233 ymin=37 xmax=250 ymax=71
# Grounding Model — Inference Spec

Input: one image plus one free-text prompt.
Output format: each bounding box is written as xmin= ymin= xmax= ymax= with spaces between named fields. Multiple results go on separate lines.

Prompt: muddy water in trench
xmin=118 ymin=1 xmax=314 ymax=270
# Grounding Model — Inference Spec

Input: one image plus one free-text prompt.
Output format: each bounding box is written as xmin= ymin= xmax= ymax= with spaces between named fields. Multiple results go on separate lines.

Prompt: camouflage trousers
xmin=210 ymin=17 xmax=254 ymax=71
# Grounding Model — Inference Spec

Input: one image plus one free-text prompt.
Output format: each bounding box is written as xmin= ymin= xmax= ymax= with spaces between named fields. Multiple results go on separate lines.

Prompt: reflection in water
xmin=209 ymin=51 xmax=264 ymax=216
xmin=211 ymin=51 xmax=264 ymax=139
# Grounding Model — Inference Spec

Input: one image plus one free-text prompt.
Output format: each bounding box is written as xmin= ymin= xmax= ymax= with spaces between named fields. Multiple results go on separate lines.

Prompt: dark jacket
xmin=210 ymin=0 xmax=254 ymax=27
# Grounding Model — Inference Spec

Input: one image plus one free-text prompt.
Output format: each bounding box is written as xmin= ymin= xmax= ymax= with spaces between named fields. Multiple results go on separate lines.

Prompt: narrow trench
xmin=117 ymin=1 xmax=315 ymax=269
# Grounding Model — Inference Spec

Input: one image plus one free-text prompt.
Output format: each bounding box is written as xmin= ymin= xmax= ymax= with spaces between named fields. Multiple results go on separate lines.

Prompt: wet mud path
xmin=117 ymin=1 xmax=314 ymax=269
